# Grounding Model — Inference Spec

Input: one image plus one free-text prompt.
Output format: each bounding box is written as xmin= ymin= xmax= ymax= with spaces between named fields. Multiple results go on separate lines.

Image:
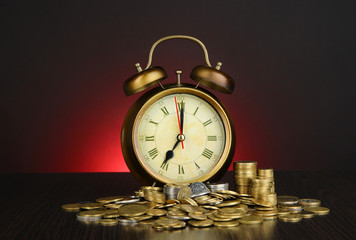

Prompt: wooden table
xmin=1 ymin=171 xmax=355 ymax=240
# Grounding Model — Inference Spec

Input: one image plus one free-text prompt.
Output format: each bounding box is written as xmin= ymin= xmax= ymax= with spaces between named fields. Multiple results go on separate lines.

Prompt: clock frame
xmin=121 ymin=83 xmax=235 ymax=185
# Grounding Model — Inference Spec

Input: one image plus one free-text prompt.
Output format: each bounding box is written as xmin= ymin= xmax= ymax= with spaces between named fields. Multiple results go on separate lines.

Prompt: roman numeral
xmin=149 ymin=120 xmax=158 ymax=126
xmin=148 ymin=148 xmax=158 ymax=159
xmin=195 ymin=162 xmax=201 ymax=170
xmin=160 ymin=161 xmax=169 ymax=170
xmin=193 ymin=107 xmax=199 ymax=116
xmin=203 ymin=119 xmax=212 ymax=126
xmin=177 ymin=101 xmax=185 ymax=112
xmin=207 ymin=136 xmax=217 ymax=141
xmin=202 ymin=148 xmax=214 ymax=159
xmin=160 ymin=106 xmax=169 ymax=116
xmin=145 ymin=136 xmax=155 ymax=141
xmin=178 ymin=165 xmax=185 ymax=174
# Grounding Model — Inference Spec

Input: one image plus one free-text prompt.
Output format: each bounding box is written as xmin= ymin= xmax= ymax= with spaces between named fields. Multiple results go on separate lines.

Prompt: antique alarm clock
xmin=121 ymin=35 xmax=235 ymax=185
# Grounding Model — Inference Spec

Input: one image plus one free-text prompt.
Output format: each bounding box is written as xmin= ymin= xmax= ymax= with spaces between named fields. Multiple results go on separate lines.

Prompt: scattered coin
xmin=96 ymin=196 xmax=124 ymax=204
xmin=146 ymin=208 xmax=167 ymax=216
xmin=304 ymin=206 xmax=330 ymax=215
xmin=214 ymin=220 xmax=240 ymax=227
xmin=189 ymin=219 xmax=214 ymax=227
xmin=117 ymin=204 xmax=148 ymax=217
xmin=81 ymin=203 xmax=103 ymax=210
xmin=298 ymin=199 xmax=321 ymax=207
xmin=278 ymin=214 xmax=303 ymax=222
xmin=277 ymin=196 xmax=299 ymax=205
xmin=188 ymin=212 xmax=208 ymax=220
xmin=99 ymin=219 xmax=118 ymax=226
xmin=239 ymin=215 xmax=263 ymax=224
xmin=61 ymin=204 xmax=82 ymax=212
xmin=300 ymin=211 xmax=315 ymax=218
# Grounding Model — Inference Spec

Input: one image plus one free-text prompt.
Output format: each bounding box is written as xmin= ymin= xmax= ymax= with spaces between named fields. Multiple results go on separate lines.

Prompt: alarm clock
xmin=121 ymin=35 xmax=235 ymax=185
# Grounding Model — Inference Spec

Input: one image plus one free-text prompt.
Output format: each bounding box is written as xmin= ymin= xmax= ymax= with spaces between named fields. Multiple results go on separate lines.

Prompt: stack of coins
xmin=257 ymin=169 xmax=275 ymax=193
xmin=206 ymin=182 xmax=229 ymax=192
xmin=251 ymin=178 xmax=277 ymax=207
xmin=233 ymin=161 xmax=257 ymax=194
xmin=163 ymin=184 xmax=182 ymax=200
xmin=142 ymin=186 xmax=166 ymax=204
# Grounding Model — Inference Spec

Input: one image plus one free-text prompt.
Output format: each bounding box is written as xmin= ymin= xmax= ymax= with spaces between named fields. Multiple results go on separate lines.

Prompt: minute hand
xmin=180 ymin=100 xmax=184 ymax=134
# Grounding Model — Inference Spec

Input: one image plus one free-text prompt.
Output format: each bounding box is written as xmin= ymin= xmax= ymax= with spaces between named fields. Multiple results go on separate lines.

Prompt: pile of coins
xmin=62 ymin=175 xmax=329 ymax=230
xmin=276 ymin=195 xmax=330 ymax=222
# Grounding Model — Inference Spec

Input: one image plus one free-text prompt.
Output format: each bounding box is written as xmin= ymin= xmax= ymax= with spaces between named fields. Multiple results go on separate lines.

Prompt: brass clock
xmin=121 ymin=35 xmax=235 ymax=185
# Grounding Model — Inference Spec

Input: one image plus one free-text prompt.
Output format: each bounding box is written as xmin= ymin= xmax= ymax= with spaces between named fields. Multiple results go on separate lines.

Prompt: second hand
xmin=174 ymin=96 xmax=184 ymax=149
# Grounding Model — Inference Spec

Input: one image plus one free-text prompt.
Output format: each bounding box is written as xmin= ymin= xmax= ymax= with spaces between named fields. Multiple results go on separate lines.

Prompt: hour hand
xmin=161 ymin=138 xmax=180 ymax=165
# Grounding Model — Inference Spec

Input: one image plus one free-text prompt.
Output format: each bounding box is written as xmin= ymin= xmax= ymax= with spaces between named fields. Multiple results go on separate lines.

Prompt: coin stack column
xmin=233 ymin=161 xmax=257 ymax=195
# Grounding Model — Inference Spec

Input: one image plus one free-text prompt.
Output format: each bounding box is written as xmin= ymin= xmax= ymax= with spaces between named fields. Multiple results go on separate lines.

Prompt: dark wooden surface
xmin=0 ymin=171 xmax=355 ymax=240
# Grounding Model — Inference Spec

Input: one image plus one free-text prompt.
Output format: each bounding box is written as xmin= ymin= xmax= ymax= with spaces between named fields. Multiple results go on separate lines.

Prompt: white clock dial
xmin=133 ymin=93 xmax=226 ymax=183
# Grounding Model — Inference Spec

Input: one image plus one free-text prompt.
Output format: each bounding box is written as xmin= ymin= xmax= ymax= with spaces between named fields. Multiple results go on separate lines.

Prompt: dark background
xmin=1 ymin=0 xmax=355 ymax=173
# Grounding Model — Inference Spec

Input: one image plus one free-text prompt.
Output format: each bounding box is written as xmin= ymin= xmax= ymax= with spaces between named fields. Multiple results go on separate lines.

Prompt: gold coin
xmin=255 ymin=206 xmax=277 ymax=211
xmin=172 ymin=221 xmax=186 ymax=229
xmin=218 ymin=207 xmax=244 ymax=214
xmin=300 ymin=211 xmax=315 ymax=218
xmin=166 ymin=199 xmax=180 ymax=204
xmin=263 ymin=215 xmax=277 ymax=220
xmin=201 ymin=205 xmax=219 ymax=210
xmin=168 ymin=209 xmax=187 ymax=217
xmin=117 ymin=204 xmax=148 ymax=217
xmin=129 ymin=214 xmax=153 ymax=221
xmin=214 ymin=220 xmax=240 ymax=227
xmin=216 ymin=200 xmax=240 ymax=207
xmin=208 ymin=214 xmax=234 ymax=222
xmin=277 ymin=209 xmax=291 ymax=216
xmin=145 ymin=202 xmax=158 ymax=209
xmin=279 ymin=204 xmax=303 ymax=211
xmin=158 ymin=203 xmax=176 ymax=208
xmin=177 ymin=186 xmax=192 ymax=200
xmin=278 ymin=214 xmax=302 ymax=222
xmin=81 ymin=203 xmax=103 ymax=210
xmin=180 ymin=204 xmax=206 ymax=213
xmin=180 ymin=197 xmax=198 ymax=206
xmin=188 ymin=219 xmax=214 ymax=227
xmin=216 ymin=190 xmax=240 ymax=196
xmin=139 ymin=219 xmax=156 ymax=225
xmin=206 ymin=209 xmax=218 ymax=216
xmin=239 ymin=215 xmax=263 ymax=224
xmin=99 ymin=219 xmax=118 ymax=226
xmin=103 ymin=209 xmax=120 ymax=218
xmin=253 ymin=209 xmax=278 ymax=217
xmin=188 ymin=212 xmax=208 ymax=220
xmin=78 ymin=210 xmax=106 ymax=217
xmin=155 ymin=218 xmax=182 ymax=227
xmin=277 ymin=196 xmax=299 ymax=205
xmin=233 ymin=204 xmax=249 ymax=212
xmin=298 ymin=199 xmax=321 ymax=207
xmin=152 ymin=223 xmax=169 ymax=231
xmin=146 ymin=209 xmax=167 ymax=216
xmin=96 ymin=196 xmax=124 ymax=204
xmin=61 ymin=204 xmax=82 ymax=212
xmin=104 ymin=203 xmax=123 ymax=209
xmin=304 ymin=206 xmax=330 ymax=215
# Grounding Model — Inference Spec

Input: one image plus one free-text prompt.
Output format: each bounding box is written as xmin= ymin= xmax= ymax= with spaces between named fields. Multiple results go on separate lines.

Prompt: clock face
xmin=132 ymin=91 xmax=227 ymax=183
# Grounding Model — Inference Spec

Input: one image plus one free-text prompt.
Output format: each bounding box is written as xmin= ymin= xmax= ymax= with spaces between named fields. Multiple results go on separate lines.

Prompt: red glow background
xmin=2 ymin=0 xmax=356 ymax=173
